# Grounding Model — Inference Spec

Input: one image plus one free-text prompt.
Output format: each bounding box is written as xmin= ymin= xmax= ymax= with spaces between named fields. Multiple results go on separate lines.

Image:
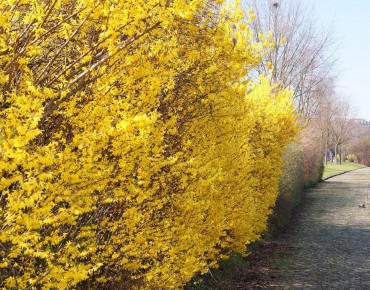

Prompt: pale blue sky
xmin=310 ymin=0 xmax=370 ymax=121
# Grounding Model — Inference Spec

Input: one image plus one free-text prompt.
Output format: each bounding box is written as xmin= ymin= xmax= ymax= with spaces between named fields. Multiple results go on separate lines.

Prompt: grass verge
xmin=322 ymin=162 xmax=366 ymax=179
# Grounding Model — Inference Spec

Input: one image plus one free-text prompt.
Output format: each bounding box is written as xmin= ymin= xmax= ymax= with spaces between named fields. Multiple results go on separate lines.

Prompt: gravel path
xmin=266 ymin=167 xmax=370 ymax=289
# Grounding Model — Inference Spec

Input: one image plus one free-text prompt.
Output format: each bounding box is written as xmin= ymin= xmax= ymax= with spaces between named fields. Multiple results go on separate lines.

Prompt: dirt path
xmin=264 ymin=167 xmax=370 ymax=289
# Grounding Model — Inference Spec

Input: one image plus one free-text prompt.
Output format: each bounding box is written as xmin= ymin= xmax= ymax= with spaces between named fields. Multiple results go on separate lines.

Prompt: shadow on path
xmin=264 ymin=167 xmax=370 ymax=289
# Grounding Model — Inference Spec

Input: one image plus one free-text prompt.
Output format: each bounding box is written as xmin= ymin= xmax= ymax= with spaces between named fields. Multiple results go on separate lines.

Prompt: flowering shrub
xmin=0 ymin=0 xmax=297 ymax=288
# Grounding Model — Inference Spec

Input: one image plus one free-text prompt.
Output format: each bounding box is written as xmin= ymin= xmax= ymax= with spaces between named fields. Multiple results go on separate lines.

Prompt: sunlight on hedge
xmin=0 ymin=0 xmax=298 ymax=288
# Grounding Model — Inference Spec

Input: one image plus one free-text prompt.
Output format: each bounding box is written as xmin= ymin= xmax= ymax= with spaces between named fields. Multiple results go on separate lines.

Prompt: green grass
xmin=323 ymin=162 xmax=366 ymax=179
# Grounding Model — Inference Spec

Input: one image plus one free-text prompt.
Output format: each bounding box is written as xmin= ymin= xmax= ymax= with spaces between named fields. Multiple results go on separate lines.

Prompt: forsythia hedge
xmin=0 ymin=0 xmax=298 ymax=289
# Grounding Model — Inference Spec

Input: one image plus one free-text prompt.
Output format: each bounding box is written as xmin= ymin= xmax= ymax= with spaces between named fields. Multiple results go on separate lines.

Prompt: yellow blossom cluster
xmin=0 ymin=0 xmax=298 ymax=289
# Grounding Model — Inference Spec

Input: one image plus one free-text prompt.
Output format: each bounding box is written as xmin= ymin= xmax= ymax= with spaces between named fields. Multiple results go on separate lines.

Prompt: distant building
xmin=352 ymin=118 xmax=370 ymax=139
xmin=353 ymin=118 xmax=370 ymax=127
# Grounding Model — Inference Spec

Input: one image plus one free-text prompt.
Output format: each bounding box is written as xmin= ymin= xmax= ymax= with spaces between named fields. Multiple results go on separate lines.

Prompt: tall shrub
xmin=269 ymin=124 xmax=324 ymax=233
xmin=268 ymin=142 xmax=303 ymax=234
xmin=300 ymin=124 xmax=325 ymax=186
xmin=0 ymin=0 xmax=297 ymax=288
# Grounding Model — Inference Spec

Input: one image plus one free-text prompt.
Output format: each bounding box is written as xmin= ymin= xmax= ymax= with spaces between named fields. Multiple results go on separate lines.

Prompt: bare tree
xmin=328 ymin=97 xmax=356 ymax=163
xmin=314 ymin=85 xmax=336 ymax=165
xmin=348 ymin=120 xmax=370 ymax=165
xmin=349 ymin=136 xmax=370 ymax=166
xmin=244 ymin=0 xmax=337 ymax=119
